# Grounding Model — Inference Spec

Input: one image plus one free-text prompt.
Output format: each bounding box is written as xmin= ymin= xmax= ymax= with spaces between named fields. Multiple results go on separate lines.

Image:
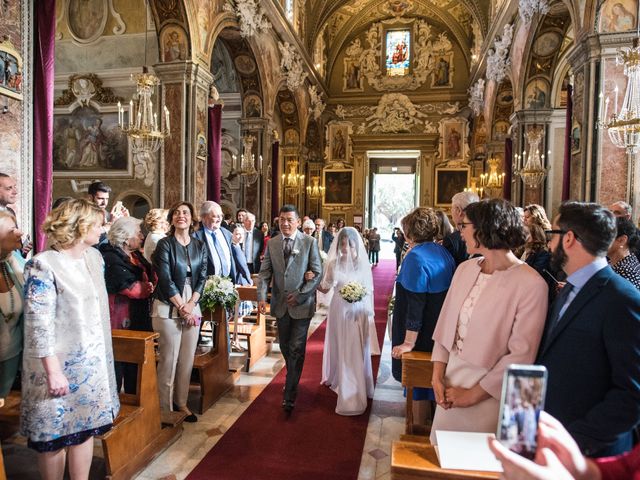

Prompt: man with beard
xmin=536 ymin=201 xmax=640 ymax=457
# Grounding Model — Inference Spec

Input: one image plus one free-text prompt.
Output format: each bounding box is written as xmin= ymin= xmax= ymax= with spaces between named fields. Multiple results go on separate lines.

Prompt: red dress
xmin=596 ymin=444 xmax=640 ymax=480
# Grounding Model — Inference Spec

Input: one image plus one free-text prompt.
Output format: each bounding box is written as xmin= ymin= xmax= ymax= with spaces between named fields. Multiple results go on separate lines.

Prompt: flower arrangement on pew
xmin=339 ymin=282 xmax=367 ymax=303
xmin=200 ymin=275 xmax=239 ymax=312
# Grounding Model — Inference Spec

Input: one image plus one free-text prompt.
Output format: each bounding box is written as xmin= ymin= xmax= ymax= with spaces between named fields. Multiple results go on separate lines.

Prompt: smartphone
xmin=496 ymin=364 xmax=548 ymax=460
xmin=21 ymin=233 xmax=31 ymax=248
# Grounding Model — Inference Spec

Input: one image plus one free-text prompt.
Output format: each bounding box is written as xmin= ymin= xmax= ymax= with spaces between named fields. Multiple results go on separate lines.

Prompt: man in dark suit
xmin=195 ymin=201 xmax=252 ymax=286
xmin=241 ymin=212 xmax=264 ymax=274
xmin=313 ymin=218 xmax=333 ymax=254
xmin=537 ymin=201 xmax=640 ymax=458
xmin=442 ymin=190 xmax=479 ymax=267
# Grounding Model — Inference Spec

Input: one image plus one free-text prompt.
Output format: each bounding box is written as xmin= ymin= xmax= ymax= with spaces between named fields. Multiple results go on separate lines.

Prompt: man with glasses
xmin=537 ymin=201 xmax=640 ymax=457
xmin=313 ymin=218 xmax=333 ymax=254
xmin=443 ymin=191 xmax=479 ymax=266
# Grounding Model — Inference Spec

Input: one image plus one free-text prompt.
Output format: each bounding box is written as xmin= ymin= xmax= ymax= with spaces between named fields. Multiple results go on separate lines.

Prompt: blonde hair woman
xmin=22 ymin=199 xmax=119 ymax=479
xmin=143 ymin=208 xmax=169 ymax=263
xmin=0 ymin=211 xmax=26 ymax=402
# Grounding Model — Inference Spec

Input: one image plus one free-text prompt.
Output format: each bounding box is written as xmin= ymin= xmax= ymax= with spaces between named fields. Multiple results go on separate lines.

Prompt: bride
xmin=319 ymin=227 xmax=375 ymax=416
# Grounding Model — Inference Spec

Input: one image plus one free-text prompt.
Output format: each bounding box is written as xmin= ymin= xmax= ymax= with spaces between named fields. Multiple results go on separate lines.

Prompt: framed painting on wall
xmin=435 ymin=166 xmax=470 ymax=206
xmin=327 ymin=123 xmax=350 ymax=163
xmin=431 ymin=52 xmax=454 ymax=88
xmin=53 ymin=105 xmax=132 ymax=178
xmin=441 ymin=119 xmax=467 ymax=161
xmin=323 ymin=169 xmax=354 ymax=206
xmin=0 ymin=38 xmax=23 ymax=101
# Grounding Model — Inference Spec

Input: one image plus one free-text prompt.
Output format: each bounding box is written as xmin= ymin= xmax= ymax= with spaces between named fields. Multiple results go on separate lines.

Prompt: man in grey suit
xmin=258 ymin=204 xmax=323 ymax=412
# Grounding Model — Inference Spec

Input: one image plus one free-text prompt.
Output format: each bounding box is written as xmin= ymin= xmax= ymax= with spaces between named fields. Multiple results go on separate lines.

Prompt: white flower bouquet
xmin=339 ymin=282 xmax=367 ymax=303
xmin=200 ymin=275 xmax=239 ymax=311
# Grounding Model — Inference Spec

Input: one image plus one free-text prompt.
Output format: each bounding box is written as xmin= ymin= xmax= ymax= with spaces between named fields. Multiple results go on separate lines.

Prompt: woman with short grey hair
xmin=107 ymin=216 xmax=142 ymax=249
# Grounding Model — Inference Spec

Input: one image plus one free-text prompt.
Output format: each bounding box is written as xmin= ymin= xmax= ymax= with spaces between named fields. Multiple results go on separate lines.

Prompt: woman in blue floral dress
xmin=22 ymin=199 xmax=119 ymax=479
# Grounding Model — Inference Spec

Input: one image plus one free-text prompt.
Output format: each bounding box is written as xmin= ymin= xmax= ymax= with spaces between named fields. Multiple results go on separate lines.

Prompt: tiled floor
xmin=1 ymin=311 xmax=406 ymax=480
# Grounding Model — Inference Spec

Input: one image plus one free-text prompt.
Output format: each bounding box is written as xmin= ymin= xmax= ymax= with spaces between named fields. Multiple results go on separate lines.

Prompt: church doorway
xmin=367 ymin=151 xmax=419 ymax=259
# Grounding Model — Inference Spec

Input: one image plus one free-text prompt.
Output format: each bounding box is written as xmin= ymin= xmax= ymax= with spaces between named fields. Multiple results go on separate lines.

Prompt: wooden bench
xmin=402 ymin=351 xmax=433 ymax=435
xmin=391 ymin=441 xmax=499 ymax=480
xmin=0 ymin=440 xmax=5 ymax=480
xmin=99 ymin=330 xmax=185 ymax=480
xmin=192 ymin=307 xmax=234 ymax=414
xmin=229 ymin=286 xmax=268 ymax=371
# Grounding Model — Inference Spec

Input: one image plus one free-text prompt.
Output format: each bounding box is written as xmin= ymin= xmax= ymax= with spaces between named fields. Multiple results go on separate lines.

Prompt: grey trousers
xmin=277 ymin=313 xmax=311 ymax=402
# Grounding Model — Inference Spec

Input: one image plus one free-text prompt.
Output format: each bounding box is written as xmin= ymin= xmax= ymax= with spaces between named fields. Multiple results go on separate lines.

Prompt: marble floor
xmin=1 ymin=311 xmax=406 ymax=480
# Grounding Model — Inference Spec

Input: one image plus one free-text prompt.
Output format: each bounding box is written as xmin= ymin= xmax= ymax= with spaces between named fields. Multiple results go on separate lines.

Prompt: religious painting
xmin=67 ymin=0 xmax=107 ymax=44
xmin=161 ymin=25 xmax=187 ymax=62
xmin=196 ymin=134 xmax=207 ymax=159
xmin=328 ymin=124 xmax=350 ymax=162
xmin=234 ymin=55 xmax=257 ymax=75
xmin=442 ymin=121 xmax=466 ymax=161
xmin=194 ymin=0 xmax=215 ymax=53
xmin=53 ymin=106 xmax=130 ymax=177
xmin=284 ymin=129 xmax=299 ymax=145
xmin=244 ymin=94 xmax=262 ymax=118
xmin=525 ymin=79 xmax=549 ymax=108
xmin=571 ymin=121 xmax=581 ymax=154
xmin=280 ymin=101 xmax=296 ymax=115
xmin=532 ymin=32 xmax=562 ymax=57
xmin=493 ymin=120 xmax=510 ymax=141
xmin=385 ymin=29 xmax=411 ymax=77
xmin=343 ymin=59 xmax=364 ymax=92
xmin=323 ymin=169 xmax=354 ymax=206
xmin=435 ymin=167 xmax=470 ymax=206
xmin=431 ymin=53 xmax=454 ymax=88
xmin=496 ymin=89 xmax=514 ymax=106
xmin=0 ymin=38 xmax=23 ymax=100
xmin=599 ymin=0 xmax=638 ymax=32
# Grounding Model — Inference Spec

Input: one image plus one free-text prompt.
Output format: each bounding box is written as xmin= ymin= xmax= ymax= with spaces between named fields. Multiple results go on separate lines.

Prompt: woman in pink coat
xmin=430 ymin=199 xmax=548 ymax=444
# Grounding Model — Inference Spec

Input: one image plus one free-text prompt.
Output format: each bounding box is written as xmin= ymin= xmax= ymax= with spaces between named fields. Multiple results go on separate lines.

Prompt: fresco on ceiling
xmin=385 ymin=29 xmax=410 ymax=77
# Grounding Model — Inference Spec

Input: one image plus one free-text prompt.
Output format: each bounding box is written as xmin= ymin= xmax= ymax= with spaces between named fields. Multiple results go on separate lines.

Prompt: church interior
xmin=0 ymin=0 xmax=639 ymax=478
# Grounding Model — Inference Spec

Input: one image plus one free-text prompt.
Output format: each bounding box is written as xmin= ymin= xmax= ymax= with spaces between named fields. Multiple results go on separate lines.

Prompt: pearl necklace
xmin=0 ymin=262 xmax=15 ymax=323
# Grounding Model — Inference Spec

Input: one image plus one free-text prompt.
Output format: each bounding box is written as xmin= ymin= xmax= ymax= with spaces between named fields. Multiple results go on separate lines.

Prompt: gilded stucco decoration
xmin=308 ymin=85 xmax=326 ymax=120
xmin=486 ymin=23 xmax=513 ymax=84
xmin=55 ymin=74 xmax=123 ymax=106
xmin=224 ymin=0 xmax=271 ymax=38
xmin=344 ymin=19 xmax=454 ymax=92
xmin=366 ymin=93 xmax=428 ymax=133
xmin=279 ymin=42 xmax=308 ymax=92
xmin=468 ymin=78 xmax=485 ymax=116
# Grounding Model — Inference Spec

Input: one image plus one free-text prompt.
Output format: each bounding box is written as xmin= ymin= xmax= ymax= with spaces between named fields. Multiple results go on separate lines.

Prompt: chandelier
xmin=515 ymin=127 xmax=549 ymax=188
xmin=464 ymin=178 xmax=484 ymax=198
xmin=480 ymin=156 xmax=506 ymax=197
xmin=118 ymin=69 xmax=170 ymax=156
xmin=602 ymin=39 xmax=640 ymax=153
xmin=306 ymin=176 xmax=325 ymax=199
xmin=282 ymin=161 xmax=304 ymax=189
xmin=233 ymin=135 xmax=260 ymax=185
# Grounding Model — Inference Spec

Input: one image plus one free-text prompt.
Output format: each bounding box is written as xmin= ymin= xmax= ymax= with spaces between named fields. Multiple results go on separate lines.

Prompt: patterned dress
xmin=611 ymin=254 xmax=640 ymax=290
xmin=21 ymin=248 xmax=119 ymax=450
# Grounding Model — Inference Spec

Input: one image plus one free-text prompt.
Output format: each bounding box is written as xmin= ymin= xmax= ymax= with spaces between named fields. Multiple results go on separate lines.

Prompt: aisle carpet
xmin=186 ymin=260 xmax=397 ymax=480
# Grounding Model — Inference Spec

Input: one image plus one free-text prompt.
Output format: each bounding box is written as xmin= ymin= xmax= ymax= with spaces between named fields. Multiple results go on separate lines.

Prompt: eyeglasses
xmin=544 ymin=229 xmax=566 ymax=242
xmin=458 ymin=222 xmax=473 ymax=230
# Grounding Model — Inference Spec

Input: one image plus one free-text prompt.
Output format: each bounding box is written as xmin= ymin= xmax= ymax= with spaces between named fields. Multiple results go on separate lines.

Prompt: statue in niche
xmin=332 ymin=130 xmax=346 ymax=159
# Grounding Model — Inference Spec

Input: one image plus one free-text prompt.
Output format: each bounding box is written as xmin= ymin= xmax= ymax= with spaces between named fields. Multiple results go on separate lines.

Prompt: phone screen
xmin=497 ymin=364 xmax=548 ymax=460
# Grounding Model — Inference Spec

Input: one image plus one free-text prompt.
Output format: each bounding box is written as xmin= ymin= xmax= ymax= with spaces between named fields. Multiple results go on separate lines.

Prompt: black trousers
xmin=369 ymin=250 xmax=379 ymax=264
xmin=276 ymin=312 xmax=311 ymax=402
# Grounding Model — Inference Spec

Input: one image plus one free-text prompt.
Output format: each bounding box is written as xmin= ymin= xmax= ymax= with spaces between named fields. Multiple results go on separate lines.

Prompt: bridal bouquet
xmin=200 ymin=275 xmax=239 ymax=311
xmin=339 ymin=282 xmax=367 ymax=303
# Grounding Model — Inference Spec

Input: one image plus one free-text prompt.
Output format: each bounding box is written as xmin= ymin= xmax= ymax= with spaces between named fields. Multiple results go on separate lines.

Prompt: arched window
xmin=285 ymin=0 xmax=294 ymax=22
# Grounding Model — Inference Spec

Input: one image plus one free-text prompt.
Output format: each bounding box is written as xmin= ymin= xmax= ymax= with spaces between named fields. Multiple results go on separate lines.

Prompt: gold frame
xmin=323 ymin=168 xmax=354 ymax=206
xmin=382 ymin=27 xmax=413 ymax=77
xmin=0 ymin=38 xmax=23 ymax=101
xmin=434 ymin=166 xmax=470 ymax=206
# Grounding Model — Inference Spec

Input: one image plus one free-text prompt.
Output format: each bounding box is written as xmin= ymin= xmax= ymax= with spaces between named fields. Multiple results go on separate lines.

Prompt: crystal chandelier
xmin=306 ymin=176 xmax=324 ymax=199
xmin=480 ymin=156 xmax=506 ymax=197
xmin=518 ymin=0 xmax=550 ymax=25
xmin=464 ymin=178 xmax=484 ymax=198
xmin=233 ymin=135 xmax=260 ymax=185
xmin=118 ymin=69 xmax=170 ymax=156
xmin=515 ymin=127 xmax=549 ymax=188
xmin=602 ymin=39 xmax=640 ymax=153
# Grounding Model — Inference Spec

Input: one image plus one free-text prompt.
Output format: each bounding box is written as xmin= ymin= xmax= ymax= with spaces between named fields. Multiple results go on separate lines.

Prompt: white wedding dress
xmin=320 ymin=228 xmax=375 ymax=416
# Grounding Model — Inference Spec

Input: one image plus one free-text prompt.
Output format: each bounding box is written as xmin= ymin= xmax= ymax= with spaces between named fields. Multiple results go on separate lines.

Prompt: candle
xmin=117 ymin=102 xmax=122 ymax=126
xmin=598 ymin=92 xmax=603 ymax=120
xmin=137 ymin=110 xmax=142 ymax=127
xmin=154 ymin=113 xmax=158 ymax=130
xmin=604 ymin=97 xmax=610 ymax=122
xmin=164 ymin=106 xmax=170 ymax=133
xmin=615 ymin=85 xmax=619 ymax=113
xmin=129 ymin=100 xmax=133 ymax=126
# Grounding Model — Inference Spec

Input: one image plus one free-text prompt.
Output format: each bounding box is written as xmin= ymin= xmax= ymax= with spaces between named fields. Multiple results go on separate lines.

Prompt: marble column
xmin=154 ymin=61 xmax=213 ymax=208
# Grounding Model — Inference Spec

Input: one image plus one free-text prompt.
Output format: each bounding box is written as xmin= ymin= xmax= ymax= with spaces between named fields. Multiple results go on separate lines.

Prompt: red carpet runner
xmin=186 ymin=260 xmax=397 ymax=480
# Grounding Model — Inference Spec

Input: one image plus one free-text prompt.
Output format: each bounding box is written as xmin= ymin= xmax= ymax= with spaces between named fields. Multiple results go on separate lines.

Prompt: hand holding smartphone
xmin=497 ymin=364 xmax=547 ymax=460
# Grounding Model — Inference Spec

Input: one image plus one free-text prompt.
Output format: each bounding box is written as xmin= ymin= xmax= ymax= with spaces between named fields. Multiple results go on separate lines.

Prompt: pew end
xmin=401 ymin=351 xmax=433 ymax=436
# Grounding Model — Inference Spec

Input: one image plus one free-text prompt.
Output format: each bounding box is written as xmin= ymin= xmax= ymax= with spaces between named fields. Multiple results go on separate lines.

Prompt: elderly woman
xmin=152 ymin=201 xmax=207 ymax=422
xmin=22 ymin=199 xmax=119 ymax=478
xmin=430 ymin=199 xmax=548 ymax=444
xmin=302 ymin=219 xmax=316 ymax=236
xmin=0 ymin=211 xmax=25 ymax=402
xmin=608 ymin=216 xmax=640 ymax=289
xmin=143 ymin=208 xmax=169 ymax=263
xmin=100 ymin=216 xmax=156 ymax=393
xmin=391 ymin=207 xmax=456 ymax=423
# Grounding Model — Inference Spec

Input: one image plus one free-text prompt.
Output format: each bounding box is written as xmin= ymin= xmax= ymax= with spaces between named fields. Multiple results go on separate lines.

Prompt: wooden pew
xmin=0 ymin=440 xmax=5 ymax=480
xmin=99 ymin=330 xmax=185 ymax=480
xmin=192 ymin=307 xmax=234 ymax=414
xmin=391 ymin=441 xmax=499 ymax=480
xmin=402 ymin=351 xmax=433 ymax=435
xmin=229 ymin=286 xmax=268 ymax=371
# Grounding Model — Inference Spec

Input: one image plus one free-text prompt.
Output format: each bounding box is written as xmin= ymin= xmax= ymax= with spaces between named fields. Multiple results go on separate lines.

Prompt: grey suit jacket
xmin=257 ymin=232 xmax=323 ymax=319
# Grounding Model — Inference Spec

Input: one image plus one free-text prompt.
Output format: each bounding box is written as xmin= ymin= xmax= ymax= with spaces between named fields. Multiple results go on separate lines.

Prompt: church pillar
xmin=154 ymin=61 xmax=213 ymax=208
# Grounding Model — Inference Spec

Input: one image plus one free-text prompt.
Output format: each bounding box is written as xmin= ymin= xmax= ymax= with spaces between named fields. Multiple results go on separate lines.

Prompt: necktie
xmin=284 ymin=237 xmax=292 ymax=261
xmin=548 ymin=282 xmax=574 ymax=333
xmin=211 ymin=230 xmax=230 ymax=277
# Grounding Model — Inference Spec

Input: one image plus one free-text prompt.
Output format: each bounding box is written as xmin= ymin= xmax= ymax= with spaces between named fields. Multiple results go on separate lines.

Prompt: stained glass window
xmin=385 ymin=30 xmax=410 ymax=77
